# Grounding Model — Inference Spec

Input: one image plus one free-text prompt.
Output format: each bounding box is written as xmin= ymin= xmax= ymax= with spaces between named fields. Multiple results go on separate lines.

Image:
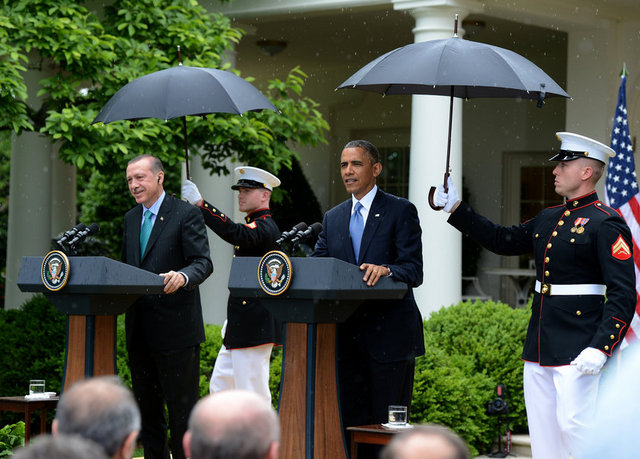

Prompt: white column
xmin=393 ymin=1 xmax=477 ymax=318
xmin=5 ymin=133 xmax=54 ymax=309
xmin=187 ymin=160 xmax=235 ymax=325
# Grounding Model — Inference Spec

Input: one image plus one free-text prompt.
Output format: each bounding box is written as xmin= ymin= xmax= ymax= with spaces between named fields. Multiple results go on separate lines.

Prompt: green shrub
xmin=0 ymin=421 xmax=24 ymax=456
xmin=0 ymin=295 xmax=65 ymax=429
xmin=413 ymin=299 xmax=530 ymax=455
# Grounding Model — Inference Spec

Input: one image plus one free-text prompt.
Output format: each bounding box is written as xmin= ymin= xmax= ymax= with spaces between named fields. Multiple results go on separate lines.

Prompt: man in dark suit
xmin=122 ymin=155 xmax=213 ymax=459
xmin=313 ymin=140 xmax=424 ymax=456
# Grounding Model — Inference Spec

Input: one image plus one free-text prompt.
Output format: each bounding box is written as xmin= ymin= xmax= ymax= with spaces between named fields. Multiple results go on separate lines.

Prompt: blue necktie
xmin=349 ymin=201 xmax=364 ymax=261
xmin=140 ymin=210 xmax=153 ymax=256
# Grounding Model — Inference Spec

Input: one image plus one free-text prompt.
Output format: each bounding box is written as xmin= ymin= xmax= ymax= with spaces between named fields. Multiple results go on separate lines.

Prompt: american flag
xmin=604 ymin=73 xmax=640 ymax=345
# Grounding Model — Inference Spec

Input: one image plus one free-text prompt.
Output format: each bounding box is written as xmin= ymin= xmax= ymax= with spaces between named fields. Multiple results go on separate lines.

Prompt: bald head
xmin=184 ymin=390 xmax=280 ymax=459
xmin=381 ymin=425 xmax=470 ymax=459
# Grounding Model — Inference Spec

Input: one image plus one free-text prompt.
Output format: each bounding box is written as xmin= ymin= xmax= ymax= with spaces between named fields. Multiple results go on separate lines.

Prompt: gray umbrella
xmin=92 ymin=59 xmax=278 ymax=177
xmin=337 ymin=16 xmax=570 ymax=209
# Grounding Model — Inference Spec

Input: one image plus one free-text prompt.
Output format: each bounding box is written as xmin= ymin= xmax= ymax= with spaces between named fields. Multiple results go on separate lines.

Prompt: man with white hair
xmin=182 ymin=390 xmax=280 ymax=459
xmin=52 ymin=376 xmax=140 ymax=459
xmin=435 ymin=132 xmax=636 ymax=458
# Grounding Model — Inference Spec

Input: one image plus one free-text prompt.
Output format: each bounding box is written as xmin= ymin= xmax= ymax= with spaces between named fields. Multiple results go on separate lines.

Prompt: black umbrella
xmin=92 ymin=50 xmax=278 ymax=178
xmin=337 ymin=15 xmax=571 ymax=209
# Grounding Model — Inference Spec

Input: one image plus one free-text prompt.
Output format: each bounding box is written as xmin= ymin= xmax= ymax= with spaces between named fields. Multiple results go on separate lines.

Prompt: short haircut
xmin=344 ymin=139 xmax=380 ymax=164
xmin=128 ymin=154 xmax=164 ymax=174
xmin=12 ymin=434 xmax=109 ymax=459
xmin=54 ymin=376 xmax=141 ymax=457
xmin=381 ymin=424 xmax=471 ymax=459
xmin=188 ymin=391 xmax=280 ymax=459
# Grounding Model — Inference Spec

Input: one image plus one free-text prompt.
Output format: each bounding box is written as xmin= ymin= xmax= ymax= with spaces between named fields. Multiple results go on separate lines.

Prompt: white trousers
xmin=210 ymin=343 xmax=274 ymax=403
xmin=523 ymin=361 xmax=600 ymax=459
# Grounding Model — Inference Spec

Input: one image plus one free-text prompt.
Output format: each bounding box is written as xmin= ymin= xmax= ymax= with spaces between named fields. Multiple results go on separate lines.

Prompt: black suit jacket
xmin=122 ymin=194 xmax=213 ymax=351
xmin=314 ymin=189 xmax=425 ymax=362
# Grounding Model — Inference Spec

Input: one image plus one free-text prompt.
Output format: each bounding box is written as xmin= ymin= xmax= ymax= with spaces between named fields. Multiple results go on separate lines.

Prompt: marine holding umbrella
xmin=434 ymin=132 xmax=636 ymax=459
xmin=182 ymin=167 xmax=282 ymax=402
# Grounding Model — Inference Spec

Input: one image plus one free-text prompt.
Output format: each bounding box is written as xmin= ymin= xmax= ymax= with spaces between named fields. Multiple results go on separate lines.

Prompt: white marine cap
xmin=231 ymin=166 xmax=280 ymax=191
xmin=550 ymin=132 xmax=615 ymax=164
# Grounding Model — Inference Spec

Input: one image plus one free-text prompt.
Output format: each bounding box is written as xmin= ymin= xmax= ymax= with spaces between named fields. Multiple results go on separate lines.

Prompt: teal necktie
xmin=349 ymin=202 xmax=364 ymax=261
xmin=140 ymin=210 xmax=153 ymax=256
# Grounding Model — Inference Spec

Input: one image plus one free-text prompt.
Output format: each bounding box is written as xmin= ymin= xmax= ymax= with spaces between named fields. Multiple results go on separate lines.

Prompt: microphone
xmin=276 ymin=222 xmax=308 ymax=245
xmin=56 ymin=223 xmax=87 ymax=247
xmin=67 ymin=223 xmax=100 ymax=247
xmin=290 ymin=222 xmax=322 ymax=245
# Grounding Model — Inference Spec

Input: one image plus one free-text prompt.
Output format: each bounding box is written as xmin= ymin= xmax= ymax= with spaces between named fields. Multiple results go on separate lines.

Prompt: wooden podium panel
xmin=18 ymin=256 xmax=164 ymax=392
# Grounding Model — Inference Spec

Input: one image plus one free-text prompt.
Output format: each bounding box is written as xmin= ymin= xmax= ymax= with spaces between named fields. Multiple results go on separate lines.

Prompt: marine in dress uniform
xmin=435 ymin=132 xmax=636 ymax=459
xmin=182 ymin=167 xmax=282 ymax=402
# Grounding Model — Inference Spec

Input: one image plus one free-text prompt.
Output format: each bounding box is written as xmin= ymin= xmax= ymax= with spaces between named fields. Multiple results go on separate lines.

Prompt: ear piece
xmin=158 ymin=177 xmax=161 ymax=184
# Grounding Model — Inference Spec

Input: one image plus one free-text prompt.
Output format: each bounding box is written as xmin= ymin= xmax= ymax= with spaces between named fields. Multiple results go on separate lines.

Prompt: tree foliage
xmin=1 ymin=0 xmax=328 ymax=175
xmin=1 ymin=0 xmax=329 ymax=257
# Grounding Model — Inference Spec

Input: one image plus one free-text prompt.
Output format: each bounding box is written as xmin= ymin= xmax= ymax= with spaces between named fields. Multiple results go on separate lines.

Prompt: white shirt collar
xmin=352 ymin=185 xmax=377 ymax=213
xmin=143 ymin=191 xmax=166 ymax=218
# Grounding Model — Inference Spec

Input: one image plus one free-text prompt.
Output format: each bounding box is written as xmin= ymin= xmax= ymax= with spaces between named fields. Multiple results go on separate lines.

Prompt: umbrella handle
xmin=428 ymin=187 xmax=443 ymax=210
xmin=428 ymin=172 xmax=450 ymax=211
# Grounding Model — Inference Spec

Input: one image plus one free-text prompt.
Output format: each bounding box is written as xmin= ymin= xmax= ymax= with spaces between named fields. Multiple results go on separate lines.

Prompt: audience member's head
xmin=183 ymin=389 xmax=280 ymax=459
xmin=12 ymin=434 xmax=109 ymax=459
xmin=52 ymin=376 xmax=140 ymax=459
xmin=381 ymin=424 xmax=471 ymax=459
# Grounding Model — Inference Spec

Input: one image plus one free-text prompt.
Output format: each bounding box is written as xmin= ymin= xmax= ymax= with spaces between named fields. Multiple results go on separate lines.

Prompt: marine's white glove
xmin=571 ymin=347 xmax=607 ymax=375
xmin=181 ymin=179 xmax=203 ymax=206
xmin=435 ymin=177 xmax=460 ymax=213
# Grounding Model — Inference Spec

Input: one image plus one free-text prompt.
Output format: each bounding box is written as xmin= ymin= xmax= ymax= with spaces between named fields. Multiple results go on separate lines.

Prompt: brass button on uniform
xmin=545 ymin=257 xmax=550 ymax=263
xmin=604 ymin=345 xmax=610 ymax=351
xmin=576 ymin=310 xmax=582 ymax=316
xmin=616 ymin=323 xmax=621 ymax=328
xmin=558 ymin=220 xmax=565 ymax=226
xmin=541 ymin=284 xmax=549 ymax=294
xmin=552 ymin=231 xmax=558 ymax=237
xmin=547 ymin=243 xmax=552 ymax=249
xmin=242 ymin=300 xmax=247 ymax=305
xmin=610 ymin=335 xmax=615 ymax=340
xmin=573 ymin=201 xmax=579 ymax=207
xmin=535 ymin=233 xmax=539 ymax=238
xmin=564 ymin=210 xmax=571 ymax=216
xmin=545 ymin=270 xmax=550 ymax=277
xmin=570 ymin=238 xmax=575 ymax=243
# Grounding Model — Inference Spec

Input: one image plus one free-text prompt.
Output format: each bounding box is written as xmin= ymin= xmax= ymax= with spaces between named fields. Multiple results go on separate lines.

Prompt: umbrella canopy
xmin=92 ymin=65 xmax=278 ymax=177
xmin=337 ymin=21 xmax=570 ymax=209
xmin=337 ymin=36 xmax=570 ymax=101
xmin=93 ymin=65 xmax=278 ymax=122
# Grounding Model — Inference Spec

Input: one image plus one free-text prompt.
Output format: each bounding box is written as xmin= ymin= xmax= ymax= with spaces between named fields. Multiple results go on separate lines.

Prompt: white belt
xmin=534 ymin=280 xmax=606 ymax=296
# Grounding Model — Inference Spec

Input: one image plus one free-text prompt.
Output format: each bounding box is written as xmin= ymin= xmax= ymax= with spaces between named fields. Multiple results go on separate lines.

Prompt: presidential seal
xmin=41 ymin=250 xmax=70 ymax=291
xmin=258 ymin=250 xmax=292 ymax=296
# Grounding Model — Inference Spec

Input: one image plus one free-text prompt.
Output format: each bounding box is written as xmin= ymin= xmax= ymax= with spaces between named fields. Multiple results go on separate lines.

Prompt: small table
xmin=484 ymin=268 xmax=536 ymax=307
xmin=347 ymin=424 xmax=403 ymax=458
xmin=0 ymin=396 xmax=59 ymax=444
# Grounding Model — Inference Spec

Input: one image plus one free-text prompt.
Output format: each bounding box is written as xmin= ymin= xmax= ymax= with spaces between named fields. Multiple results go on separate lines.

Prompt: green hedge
xmin=412 ymin=299 xmax=530 ymax=455
xmin=1 ymin=295 xmax=529 ymax=455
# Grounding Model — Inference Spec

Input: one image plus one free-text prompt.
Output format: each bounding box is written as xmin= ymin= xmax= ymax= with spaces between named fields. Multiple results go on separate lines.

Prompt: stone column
xmin=5 ymin=52 xmax=76 ymax=310
xmin=6 ymin=133 xmax=54 ymax=309
xmin=393 ymin=0 xmax=478 ymax=317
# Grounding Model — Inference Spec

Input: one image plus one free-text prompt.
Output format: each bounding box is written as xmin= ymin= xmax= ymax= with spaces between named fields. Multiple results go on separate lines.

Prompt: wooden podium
xmin=17 ymin=256 xmax=164 ymax=391
xmin=228 ymin=257 xmax=407 ymax=459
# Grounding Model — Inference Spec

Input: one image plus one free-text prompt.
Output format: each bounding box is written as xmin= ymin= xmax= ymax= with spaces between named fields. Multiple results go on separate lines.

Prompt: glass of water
xmin=388 ymin=405 xmax=407 ymax=425
xmin=28 ymin=379 xmax=45 ymax=396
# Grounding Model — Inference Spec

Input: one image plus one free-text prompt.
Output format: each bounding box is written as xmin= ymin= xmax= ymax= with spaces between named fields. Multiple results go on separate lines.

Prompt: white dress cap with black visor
xmin=550 ymin=132 xmax=615 ymax=164
xmin=231 ymin=166 xmax=281 ymax=191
